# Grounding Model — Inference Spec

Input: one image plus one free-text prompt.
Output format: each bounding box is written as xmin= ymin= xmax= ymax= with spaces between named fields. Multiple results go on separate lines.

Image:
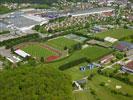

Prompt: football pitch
xmin=45 ymin=36 xmax=79 ymax=50
xmin=22 ymin=44 xmax=56 ymax=58
xmin=16 ymin=42 xmax=63 ymax=62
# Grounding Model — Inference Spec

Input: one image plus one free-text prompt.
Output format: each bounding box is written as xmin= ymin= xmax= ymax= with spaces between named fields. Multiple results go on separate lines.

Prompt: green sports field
xmin=77 ymin=46 xmax=112 ymax=60
xmin=21 ymin=44 xmax=56 ymax=58
xmin=95 ymin=29 xmax=133 ymax=39
xmin=45 ymin=37 xmax=79 ymax=50
xmin=46 ymin=46 xmax=113 ymax=72
xmin=61 ymin=46 xmax=113 ymax=64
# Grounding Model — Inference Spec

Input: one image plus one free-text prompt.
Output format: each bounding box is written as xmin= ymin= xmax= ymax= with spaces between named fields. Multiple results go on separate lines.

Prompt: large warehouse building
xmin=70 ymin=7 xmax=115 ymax=17
xmin=3 ymin=11 xmax=48 ymax=33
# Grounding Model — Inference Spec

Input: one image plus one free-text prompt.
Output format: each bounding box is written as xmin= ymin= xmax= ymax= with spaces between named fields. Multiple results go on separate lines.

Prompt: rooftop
xmin=125 ymin=61 xmax=133 ymax=70
xmin=100 ymin=54 xmax=114 ymax=61
xmin=70 ymin=7 xmax=114 ymax=16
xmin=114 ymin=41 xmax=133 ymax=51
xmin=4 ymin=16 xmax=39 ymax=28
xmin=0 ymin=22 xmax=8 ymax=32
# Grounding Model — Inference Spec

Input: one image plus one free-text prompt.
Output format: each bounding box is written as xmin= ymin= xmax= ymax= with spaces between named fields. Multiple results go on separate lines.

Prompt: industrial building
xmin=0 ymin=22 xmax=9 ymax=32
xmin=2 ymin=11 xmax=48 ymax=32
xmin=70 ymin=7 xmax=115 ymax=17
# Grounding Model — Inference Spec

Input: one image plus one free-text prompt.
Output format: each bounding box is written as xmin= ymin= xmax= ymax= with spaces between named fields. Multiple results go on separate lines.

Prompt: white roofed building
xmin=104 ymin=37 xmax=118 ymax=43
xmin=15 ymin=49 xmax=30 ymax=58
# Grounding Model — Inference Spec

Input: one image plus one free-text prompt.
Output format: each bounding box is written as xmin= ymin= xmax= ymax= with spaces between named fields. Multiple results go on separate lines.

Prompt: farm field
xmin=45 ymin=36 xmax=79 ymax=50
xmin=74 ymin=74 xmax=133 ymax=100
xmin=22 ymin=44 xmax=56 ymax=58
xmin=95 ymin=29 xmax=133 ymax=39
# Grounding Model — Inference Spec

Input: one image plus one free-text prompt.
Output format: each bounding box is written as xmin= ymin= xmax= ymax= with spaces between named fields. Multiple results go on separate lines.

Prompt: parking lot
xmin=0 ymin=47 xmax=21 ymax=63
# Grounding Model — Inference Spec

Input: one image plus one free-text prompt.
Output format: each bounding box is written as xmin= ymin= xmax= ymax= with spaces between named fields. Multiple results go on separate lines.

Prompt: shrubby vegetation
xmin=0 ymin=34 xmax=39 ymax=48
xmin=59 ymin=57 xmax=90 ymax=71
xmin=0 ymin=31 xmax=10 ymax=35
xmin=49 ymin=16 xmax=67 ymax=23
xmin=0 ymin=5 xmax=11 ymax=14
xmin=97 ymin=69 xmax=133 ymax=85
xmin=0 ymin=66 xmax=73 ymax=100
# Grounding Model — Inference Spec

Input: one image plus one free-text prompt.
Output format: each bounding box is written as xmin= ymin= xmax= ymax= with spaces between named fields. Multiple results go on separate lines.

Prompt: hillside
xmin=0 ymin=66 xmax=73 ymax=100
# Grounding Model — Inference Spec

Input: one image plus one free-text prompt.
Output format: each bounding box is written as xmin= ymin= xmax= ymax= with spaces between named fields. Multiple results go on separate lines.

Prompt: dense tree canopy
xmin=0 ymin=66 xmax=73 ymax=100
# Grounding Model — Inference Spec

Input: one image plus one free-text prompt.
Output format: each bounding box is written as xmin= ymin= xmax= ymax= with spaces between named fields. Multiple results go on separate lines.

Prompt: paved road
xmin=101 ymin=55 xmax=133 ymax=71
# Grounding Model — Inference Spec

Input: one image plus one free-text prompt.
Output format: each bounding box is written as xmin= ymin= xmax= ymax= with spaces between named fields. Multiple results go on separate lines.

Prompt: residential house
xmin=100 ymin=54 xmax=115 ymax=64
xmin=121 ymin=60 xmax=133 ymax=73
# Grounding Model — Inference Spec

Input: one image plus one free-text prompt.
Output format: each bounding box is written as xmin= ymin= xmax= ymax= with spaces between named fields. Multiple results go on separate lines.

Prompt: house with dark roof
xmin=121 ymin=61 xmax=133 ymax=73
xmin=114 ymin=42 xmax=133 ymax=51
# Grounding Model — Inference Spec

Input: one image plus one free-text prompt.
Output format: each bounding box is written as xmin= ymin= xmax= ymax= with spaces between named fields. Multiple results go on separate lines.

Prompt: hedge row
xmin=0 ymin=34 xmax=40 ymax=48
xmin=59 ymin=57 xmax=90 ymax=71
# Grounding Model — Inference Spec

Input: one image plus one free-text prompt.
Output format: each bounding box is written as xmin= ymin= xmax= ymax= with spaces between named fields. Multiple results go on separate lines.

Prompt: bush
xmin=59 ymin=58 xmax=89 ymax=71
xmin=99 ymin=82 xmax=105 ymax=86
xmin=0 ymin=34 xmax=39 ymax=48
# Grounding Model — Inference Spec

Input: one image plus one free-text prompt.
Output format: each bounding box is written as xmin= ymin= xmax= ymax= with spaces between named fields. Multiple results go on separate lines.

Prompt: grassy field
xmin=45 ymin=46 xmax=112 ymax=79
xmin=77 ymin=46 xmax=113 ymax=60
xmin=64 ymin=63 xmax=98 ymax=80
xmin=95 ymin=29 xmax=133 ymax=39
xmin=45 ymin=36 xmax=79 ymax=50
xmin=62 ymin=46 xmax=112 ymax=80
xmin=22 ymin=44 xmax=56 ymax=58
xmin=74 ymin=74 xmax=133 ymax=100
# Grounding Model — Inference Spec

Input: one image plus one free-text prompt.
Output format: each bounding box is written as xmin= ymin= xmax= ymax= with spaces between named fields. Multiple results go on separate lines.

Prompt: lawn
xmin=77 ymin=46 xmax=113 ymax=61
xmin=74 ymin=74 xmax=133 ymax=100
xmin=45 ymin=36 xmax=79 ymax=50
xmin=95 ymin=29 xmax=133 ymax=39
xmin=64 ymin=62 xmax=98 ymax=80
xmin=22 ymin=44 xmax=56 ymax=58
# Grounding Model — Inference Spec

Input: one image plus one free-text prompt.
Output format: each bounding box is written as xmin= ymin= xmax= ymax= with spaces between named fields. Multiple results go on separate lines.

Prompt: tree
xmin=40 ymin=57 xmax=45 ymax=63
xmin=64 ymin=46 xmax=68 ymax=50
xmin=115 ymin=52 xmax=124 ymax=60
xmin=0 ymin=66 xmax=73 ymax=100
xmin=72 ymin=43 xmax=82 ymax=51
xmin=34 ymin=25 xmax=40 ymax=31
xmin=28 ymin=58 xmax=37 ymax=66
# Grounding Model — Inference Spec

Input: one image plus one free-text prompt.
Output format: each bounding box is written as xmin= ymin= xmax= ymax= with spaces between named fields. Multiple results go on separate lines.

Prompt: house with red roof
xmin=114 ymin=42 xmax=133 ymax=51
xmin=121 ymin=61 xmax=133 ymax=73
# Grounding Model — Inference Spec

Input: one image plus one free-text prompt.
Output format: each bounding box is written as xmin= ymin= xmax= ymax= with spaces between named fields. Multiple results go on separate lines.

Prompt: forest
xmin=0 ymin=66 xmax=73 ymax=100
